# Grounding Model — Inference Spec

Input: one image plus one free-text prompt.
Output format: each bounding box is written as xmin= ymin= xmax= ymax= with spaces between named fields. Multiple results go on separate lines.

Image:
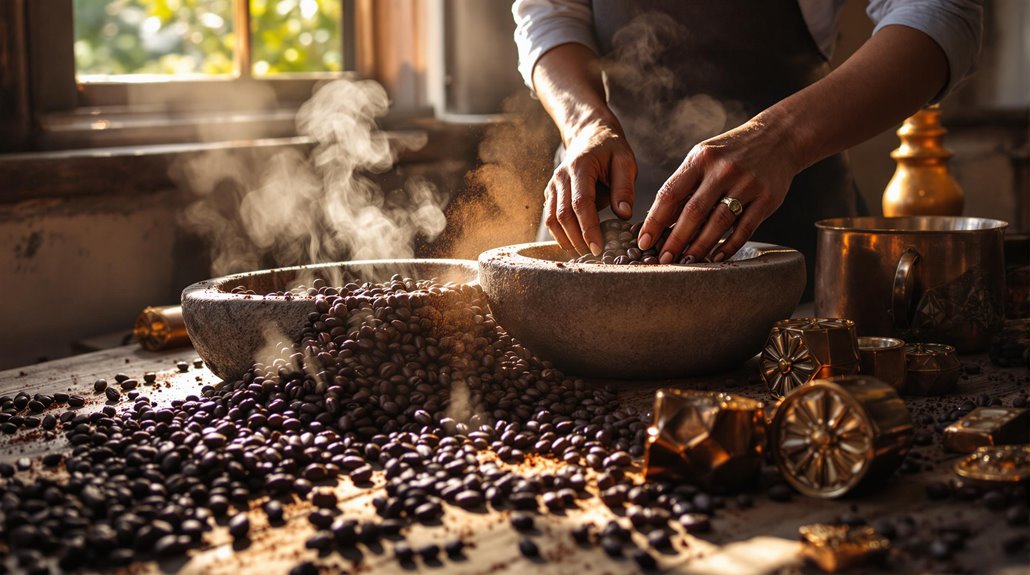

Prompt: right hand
xmin=544 ymin=121 xmax=637 ymax=256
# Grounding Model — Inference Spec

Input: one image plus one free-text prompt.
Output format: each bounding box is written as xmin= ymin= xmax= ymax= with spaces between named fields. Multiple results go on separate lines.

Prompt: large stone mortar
xmin=478 ymin=242 xmax=805 ymax=379
xmin=181 ymin=259 xmax=478 ymax=382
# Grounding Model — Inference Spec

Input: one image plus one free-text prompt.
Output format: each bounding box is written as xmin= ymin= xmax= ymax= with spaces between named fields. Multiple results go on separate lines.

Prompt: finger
xmin=655 ymin=175 xmax=725 ymax=264
xmin=608 ymin=153 xmax=637 ymax=220
xmin=570 ymin=169 xmax=603 ymax=256
xmin=711 ymin=202 xmax=766 ymax=263
xmin=682 ymin=193 xmax=751 ymax=263
xmin=544 ymin=181 xmax=576 ymax=254
xmin=637 ymin=161 xmax=701 ymax=251
xmin=555 ymin=173 xmax=589 ymax=255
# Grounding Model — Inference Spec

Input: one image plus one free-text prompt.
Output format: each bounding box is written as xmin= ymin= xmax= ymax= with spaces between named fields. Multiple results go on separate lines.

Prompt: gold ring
xmin=720 ymin=196 xmax=743 ymax=217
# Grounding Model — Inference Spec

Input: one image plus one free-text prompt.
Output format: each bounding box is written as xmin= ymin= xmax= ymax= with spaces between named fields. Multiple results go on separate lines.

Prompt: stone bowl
xmin=181 ymin=259 xmax=478 ymax=382
xmin=478 ymin=242 xmax=806 ymax=379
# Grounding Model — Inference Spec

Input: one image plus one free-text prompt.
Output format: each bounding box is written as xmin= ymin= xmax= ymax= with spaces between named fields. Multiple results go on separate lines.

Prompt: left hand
xmin=636 ymin=115 xmax=805 ymax=263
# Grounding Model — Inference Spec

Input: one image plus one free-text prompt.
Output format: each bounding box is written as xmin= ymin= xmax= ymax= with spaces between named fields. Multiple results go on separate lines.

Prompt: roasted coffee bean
xmin=518 ymin=537 xmax=540 ymax=558
xmin=417 ymin=543 xmax=440 ymax=561
xmin=306 ymin=531 xmax=334 ymax=551
xmin=143 ymin=372 xmax=157 ymax=384
xmin=455 ymin=490 xmax=484 ymax=509
xmin=311 ymin=489 xmax=338 ymax=509
xmin=601 ymin=536 xmax=623 ymax=557
xmin=228 ymin=514 xmax=250 ymax=539
xmin=93 ymin=379 xmax=108 ymax=392
xmin=647 ymin=529 xmax=672 ymax=550
xmin=290 ymin=561 xmax=319 ymax=575
xmin=678 ymin=514 xmax=711 ymax=534
xmin=631 ymin=548 xmax=658 ymax=571
xmin=120 ymin=379 xmax=138 ymax=390
xmin=511 ymin=513 xmax=534 ymax=532
xmin=444 ymin=539 xmax=465 ymax=558
xmin=67 ymin=395 xmax=85 ymax=407
xmin=1007 ymin=506 xmax=1029 ymax=526
xmin=394 ymin=542 xmax=415 ymax=562
xmin=308 ymin=509 xmax=334 ymax=530
xmin=176 ymin=361 xmax=189 ymax=372
xmin=105 ymin=387 xmax=121 ymax=402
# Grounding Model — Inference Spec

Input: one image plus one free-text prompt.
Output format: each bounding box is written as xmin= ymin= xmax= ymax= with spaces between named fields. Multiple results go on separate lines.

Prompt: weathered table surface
xmin=1 ymin=343 xmax=1027 ymax=575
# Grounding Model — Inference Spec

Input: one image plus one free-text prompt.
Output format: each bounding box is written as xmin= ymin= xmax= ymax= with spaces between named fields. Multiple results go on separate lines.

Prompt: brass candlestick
xmin=882 ymin=105 xmax=964 ymax=217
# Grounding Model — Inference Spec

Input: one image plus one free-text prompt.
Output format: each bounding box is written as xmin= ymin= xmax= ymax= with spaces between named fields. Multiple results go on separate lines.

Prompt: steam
xmin=174 ymin=78 xmax=447 ymax=278
xmin=603 ymin=12 xmax=747 ymax=169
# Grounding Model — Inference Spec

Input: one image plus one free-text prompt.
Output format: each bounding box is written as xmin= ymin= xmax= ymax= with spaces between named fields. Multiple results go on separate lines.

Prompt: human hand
xmin=636 ymin=116 xmax=804 ymax=263
xmin=545 ymin=121 xmax=637 ymax=256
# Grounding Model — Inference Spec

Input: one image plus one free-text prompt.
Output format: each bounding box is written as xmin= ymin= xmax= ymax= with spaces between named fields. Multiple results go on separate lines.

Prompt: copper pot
xmin=815 ymin=217 xmax=1007 ymax=353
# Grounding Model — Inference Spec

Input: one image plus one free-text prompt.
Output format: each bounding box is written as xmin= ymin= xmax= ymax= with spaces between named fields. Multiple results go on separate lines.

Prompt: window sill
xmin=0 ymin=115 xmax=489 ymax=204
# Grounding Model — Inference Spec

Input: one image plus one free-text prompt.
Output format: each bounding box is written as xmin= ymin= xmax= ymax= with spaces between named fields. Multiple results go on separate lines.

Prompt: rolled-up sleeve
xmin=512 ymin=0 xmax=597 ymax=91
xmin=867 ymin=0 xmax=984 ymax=101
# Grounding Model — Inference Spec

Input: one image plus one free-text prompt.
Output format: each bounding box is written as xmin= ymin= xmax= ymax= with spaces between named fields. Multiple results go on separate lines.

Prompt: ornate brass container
xmin=759 ymin=318 xmax=860 ymax=398
xmin=799 ymin=523 xmax=890 ymax=573
xmin=945 ymin=408 xmax=1029 ymax=453
xmin=857 ymin=337 xmax=906 ymax=390
xmin=133 ymin=305 xmax=190 ymax=351
xmin=882 ymin=105 xmax=964 ymax=217
xmin=815 ymin=216 xmax=1007 ymax=353
xmin=770 ymin=376 xmax=913 ymax=498
xmin=902 ymin=343 xmax=960 ymax=396
xmin=954 ymin=445 xmax=1030 ymax=485
xmin=643 ymin=389 xmax=766 ymax=491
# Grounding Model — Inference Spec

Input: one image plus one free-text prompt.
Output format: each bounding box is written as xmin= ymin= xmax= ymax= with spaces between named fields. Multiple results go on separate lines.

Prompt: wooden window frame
xmin=10 ymin=0 xmax=425 ymax=151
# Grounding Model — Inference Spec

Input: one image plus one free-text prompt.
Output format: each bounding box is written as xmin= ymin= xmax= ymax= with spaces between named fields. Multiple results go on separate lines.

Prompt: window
xmin=15 ymin=0 xmax=374 ymax=150
xmin=73 ymin=0 xmax=344 ymax=78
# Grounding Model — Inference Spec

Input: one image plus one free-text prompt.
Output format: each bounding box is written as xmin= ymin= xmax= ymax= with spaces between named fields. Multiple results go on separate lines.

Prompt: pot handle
xmin=892 ymin=248 xmax=920 ymax=331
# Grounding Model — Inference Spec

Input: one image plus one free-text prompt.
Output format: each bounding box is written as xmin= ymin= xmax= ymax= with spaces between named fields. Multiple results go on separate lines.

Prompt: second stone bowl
xmin=478 ymin=242 xmax=806 ymax=379
xmin=181 ymin=259 xmax=478 ymax=382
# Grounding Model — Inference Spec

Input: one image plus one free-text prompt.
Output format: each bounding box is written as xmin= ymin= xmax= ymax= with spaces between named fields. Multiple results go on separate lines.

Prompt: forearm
xmin=765 ymin=25 xmax=949 ymax=172
xmin=531 ymin=43 xmax=620 ymax=145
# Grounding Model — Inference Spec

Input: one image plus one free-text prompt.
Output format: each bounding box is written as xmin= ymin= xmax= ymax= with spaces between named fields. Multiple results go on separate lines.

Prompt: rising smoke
xmin=603 ymin=12 xmax=746 ymax=170
xmin=174 ymin=78 xmax=448 ymax=278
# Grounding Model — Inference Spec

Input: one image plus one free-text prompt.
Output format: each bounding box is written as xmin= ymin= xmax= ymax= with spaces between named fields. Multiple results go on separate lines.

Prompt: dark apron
xmin=538 ymin=0 xmax=865 ymax=298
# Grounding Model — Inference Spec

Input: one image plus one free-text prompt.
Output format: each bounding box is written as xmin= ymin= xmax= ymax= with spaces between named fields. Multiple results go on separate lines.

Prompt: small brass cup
xmin=857 ymin=336 xmax=906 ymax=390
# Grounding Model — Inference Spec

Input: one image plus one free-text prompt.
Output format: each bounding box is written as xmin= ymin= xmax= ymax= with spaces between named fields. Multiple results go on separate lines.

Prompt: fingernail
xmin=713 ymin=253 xmax=726 ymax=263
xmin=638 ymin=233 xmax=652 ymax=250
xmin=589 ymin=242 xmax=601 ymax=256
xmin=618 ymin=201 xmax=631 ymax=216
xmin=680 ymin=255 xmax=694 ymax=264
xmin=659 ymin=251 xmax=673 ymax=265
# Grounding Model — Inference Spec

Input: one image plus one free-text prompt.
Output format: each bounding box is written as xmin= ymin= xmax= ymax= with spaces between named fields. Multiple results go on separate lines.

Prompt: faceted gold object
xmin=770 ymin=376 xmax=913 ymax=498
xmin=882 ymin=104 xmax=964 ymax=217
xmin=133 ymin=305 xmax=190 ymax=351
xmin=954 ymin=445 xmax=1030 ymax=485
xmin=643 ymin=389 xmax=766 ymax=491
xmin=857 ymin=336 xmax=906 ymax=390
xmin=760 ymin=318 xmax=861 ymax=398
xmin=902 ymin=342 xmax=960 ymax=396
xmin=799 ymin=523 xmax=890 ymax=573
xmin=944 ymin=408 xmax=1029 ymax=453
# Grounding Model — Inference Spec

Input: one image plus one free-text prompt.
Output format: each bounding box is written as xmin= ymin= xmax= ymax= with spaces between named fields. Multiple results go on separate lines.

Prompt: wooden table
xmin=1 ymin=344 xmax=1027 ymax=574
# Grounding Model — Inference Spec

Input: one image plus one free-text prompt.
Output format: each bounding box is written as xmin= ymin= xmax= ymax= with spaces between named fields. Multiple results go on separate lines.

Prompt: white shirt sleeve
xmin=866 ymin=0 xmax=984 ymax=101
xmin=512 ymin=0 xmax=597 ymax=91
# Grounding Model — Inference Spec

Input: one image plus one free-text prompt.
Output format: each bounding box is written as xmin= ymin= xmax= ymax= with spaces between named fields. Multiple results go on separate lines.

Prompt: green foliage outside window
xmin=73 ymin=0 xmax=342 ymax=77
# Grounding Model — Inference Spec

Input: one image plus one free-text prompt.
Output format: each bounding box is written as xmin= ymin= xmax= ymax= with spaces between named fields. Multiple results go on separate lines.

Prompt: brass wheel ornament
xmin=771 ymin=376 xmax=913 ymax=498
xmin=759 ymin=318 xmax=860 ymax=398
